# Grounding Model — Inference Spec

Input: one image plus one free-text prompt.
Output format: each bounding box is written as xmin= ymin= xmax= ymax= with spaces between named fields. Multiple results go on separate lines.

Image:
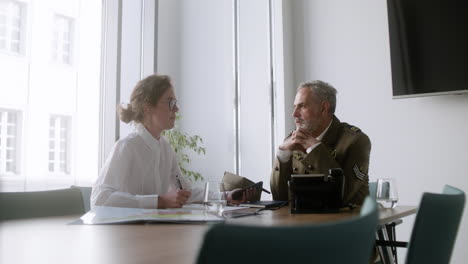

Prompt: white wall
xmin=288 ymin=0 xmax=468 ymax=263
xmin=157 ymin=0 xmax=236 ymax=181
xmin=157 ymin=0 xmax=276 ymax=188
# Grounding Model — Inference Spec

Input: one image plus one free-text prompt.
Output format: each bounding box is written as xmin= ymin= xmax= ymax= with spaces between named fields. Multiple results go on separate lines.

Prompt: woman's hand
xmin=158 ymin=189 xmax=192 ymax=208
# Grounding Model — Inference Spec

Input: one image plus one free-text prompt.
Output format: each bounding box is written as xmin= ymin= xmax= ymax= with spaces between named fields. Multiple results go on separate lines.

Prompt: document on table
xmin=80 ymin=204 xmax=245 ymax=224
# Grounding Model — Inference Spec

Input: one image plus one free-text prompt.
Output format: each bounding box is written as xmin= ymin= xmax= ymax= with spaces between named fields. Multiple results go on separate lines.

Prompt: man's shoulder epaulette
xmin=342 ymin=122 xmax=361 ymax=133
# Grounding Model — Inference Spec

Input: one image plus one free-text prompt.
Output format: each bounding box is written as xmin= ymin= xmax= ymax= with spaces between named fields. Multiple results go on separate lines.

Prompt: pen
xmin=175 ymin=175 xmax=184 ymax=190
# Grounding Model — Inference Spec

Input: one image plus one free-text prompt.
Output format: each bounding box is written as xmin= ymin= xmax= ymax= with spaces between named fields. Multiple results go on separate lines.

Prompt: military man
xmin=270 ymin=80 xmax=371 ymax=206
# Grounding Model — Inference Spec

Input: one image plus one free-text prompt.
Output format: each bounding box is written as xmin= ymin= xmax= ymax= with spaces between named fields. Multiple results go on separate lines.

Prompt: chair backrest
xmin=405 ymin=185 xmax=466 ymax=264
xmin=0 ymin=188 xmax=85 ymax=220
xmin=196 ymin=196 xmax=378 ymax=264
xmin=71 ymin=185 xmax=92 ymax=212
xmin=369 ymin=181 xmax=377 ymax=199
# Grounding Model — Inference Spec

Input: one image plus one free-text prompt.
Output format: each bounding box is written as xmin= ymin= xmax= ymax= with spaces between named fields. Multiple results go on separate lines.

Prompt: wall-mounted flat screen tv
xmin=387 ymin=0 xmax=468 ymax=98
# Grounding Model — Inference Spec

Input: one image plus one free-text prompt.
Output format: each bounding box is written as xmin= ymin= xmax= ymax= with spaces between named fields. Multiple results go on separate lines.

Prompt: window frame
xmin=47 ymin=114 xmax=72 ymax=176
xmin=0 ymin=109 xmax=21 ymax=176
xmin=51 ymin=13 xmax=74 ymax=65
xmin=0 ymin=0 xmax=26 ymax=55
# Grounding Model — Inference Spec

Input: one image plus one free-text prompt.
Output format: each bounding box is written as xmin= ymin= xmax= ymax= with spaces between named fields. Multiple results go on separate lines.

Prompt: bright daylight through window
xmin=0 ymin=0 xmax=102 ymax=191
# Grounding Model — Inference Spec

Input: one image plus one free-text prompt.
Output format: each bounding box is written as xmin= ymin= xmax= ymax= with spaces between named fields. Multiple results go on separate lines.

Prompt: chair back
xmin=369 ymin=181 xmax=377 ymax=199
xmin=196 ymin=196 xmax=378 ymax=264
xmin=405 ymin=185 xmax=465 ymax=264
xmin=0 ymin=188 xmax=85 ymax=220
xmin=71 ymin=185 xmax=92 ymax=212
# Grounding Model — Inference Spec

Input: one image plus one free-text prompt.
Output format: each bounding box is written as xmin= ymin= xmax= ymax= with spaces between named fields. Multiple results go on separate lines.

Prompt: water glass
xmin=203 ymin=181 xmax=227 ymax=216
xmin=376 ymin=178 xmax=398 ymax=208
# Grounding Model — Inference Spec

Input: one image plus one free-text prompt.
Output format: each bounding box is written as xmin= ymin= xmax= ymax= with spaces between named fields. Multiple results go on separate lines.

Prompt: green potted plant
xmin=163 ymin=114 xmax=206 ymax=181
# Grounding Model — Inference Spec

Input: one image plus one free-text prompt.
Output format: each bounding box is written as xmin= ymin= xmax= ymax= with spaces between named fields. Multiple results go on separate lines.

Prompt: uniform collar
xmin=316 ymin=119 xmax=333 ymax=141
xmin=321 ymin=115 xmax=340 ymax=146
xmin=136 ymin=123 xmax=160 ymax=151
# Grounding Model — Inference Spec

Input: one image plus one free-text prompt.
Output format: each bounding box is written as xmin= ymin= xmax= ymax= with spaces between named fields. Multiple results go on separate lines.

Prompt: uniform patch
xmin=350 ymin=126 xmax=361 ymax=133
xmin=293 ymin=152 xmax=305 ymax=161
xmin=353 ymin=164 xmax=366 ymax=181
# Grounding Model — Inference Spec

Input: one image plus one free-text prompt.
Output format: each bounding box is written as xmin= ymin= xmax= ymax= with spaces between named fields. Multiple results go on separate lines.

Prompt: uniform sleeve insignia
xmin=350 ymin=126 xmax=361 ymax=133
xmin=353 ymin=164 xmax=366 ymax=181
xmin=330 ymin=149 xmax=337 ymax=159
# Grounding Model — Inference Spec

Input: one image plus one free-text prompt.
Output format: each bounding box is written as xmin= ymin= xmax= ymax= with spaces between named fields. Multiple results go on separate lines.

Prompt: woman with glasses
xmin=91 ymin=74 xmax=252 ymax=209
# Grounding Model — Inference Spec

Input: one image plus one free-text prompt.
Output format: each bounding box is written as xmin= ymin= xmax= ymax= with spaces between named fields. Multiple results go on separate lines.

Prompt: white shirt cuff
xmin=277 ymin=149 xmax=292 ymax=163
xmin=306 ymin=142 xmax=322 ymax=154
xmin=137 ymin=194 xmax=159 ymax=209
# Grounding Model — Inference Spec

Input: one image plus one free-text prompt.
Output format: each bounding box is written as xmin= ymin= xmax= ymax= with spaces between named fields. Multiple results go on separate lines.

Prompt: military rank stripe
xmin=353 ymin=164 xmax=366 ymax=181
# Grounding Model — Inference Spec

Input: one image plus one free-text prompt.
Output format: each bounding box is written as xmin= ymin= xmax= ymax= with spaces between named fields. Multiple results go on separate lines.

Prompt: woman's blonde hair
xmin=118 ymin=74 xmax=172 ymax=124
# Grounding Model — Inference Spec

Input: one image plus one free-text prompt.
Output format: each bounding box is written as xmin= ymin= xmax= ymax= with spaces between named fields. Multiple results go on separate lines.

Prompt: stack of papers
xmin=81 ymin=205 xmax=227 ymax=224
xmin=79 ymin=204 xmax=256 ymax=224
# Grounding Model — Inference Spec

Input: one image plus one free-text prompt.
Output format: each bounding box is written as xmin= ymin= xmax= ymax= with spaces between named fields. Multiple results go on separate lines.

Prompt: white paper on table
xmin=80 ymin=205 xmax=225 ymax=224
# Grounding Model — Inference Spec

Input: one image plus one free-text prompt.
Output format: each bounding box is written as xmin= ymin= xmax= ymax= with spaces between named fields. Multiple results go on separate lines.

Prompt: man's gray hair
xmin=298 ymin=80 xmax=337 ymax=114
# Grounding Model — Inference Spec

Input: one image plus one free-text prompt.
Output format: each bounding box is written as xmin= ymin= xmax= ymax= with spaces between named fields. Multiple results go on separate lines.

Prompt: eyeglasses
xmin=164 ymin=98 xmax=178 ymax=111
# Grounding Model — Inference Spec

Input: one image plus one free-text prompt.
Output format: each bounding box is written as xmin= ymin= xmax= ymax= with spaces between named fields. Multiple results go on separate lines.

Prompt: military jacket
xmin=270 ymin=116 xmax=371 ymax=206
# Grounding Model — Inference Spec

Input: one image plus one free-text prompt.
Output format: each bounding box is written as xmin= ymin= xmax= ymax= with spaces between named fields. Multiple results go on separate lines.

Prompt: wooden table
xmin=0 ymin=205 xmax=416 ymax=264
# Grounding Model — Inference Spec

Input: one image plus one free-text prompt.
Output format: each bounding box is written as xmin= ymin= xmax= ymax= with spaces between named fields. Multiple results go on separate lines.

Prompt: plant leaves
xmin=163 ymin=115 xmax=205 ymax=181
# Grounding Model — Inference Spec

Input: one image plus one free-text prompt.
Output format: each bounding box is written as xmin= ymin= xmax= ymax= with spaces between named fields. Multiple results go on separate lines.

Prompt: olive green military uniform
xmin=270 ymin=116 xmax=371 ymax=206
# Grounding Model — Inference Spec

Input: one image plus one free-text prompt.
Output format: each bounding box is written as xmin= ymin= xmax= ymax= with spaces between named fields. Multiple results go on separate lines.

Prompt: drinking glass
xmin=376 ymin=178 xmax=398 ymax=208
xmin=203 ymin=181 xmax=227 ymax=216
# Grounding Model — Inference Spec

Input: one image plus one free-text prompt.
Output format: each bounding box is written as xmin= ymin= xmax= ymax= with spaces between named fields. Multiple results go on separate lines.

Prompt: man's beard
xmin=297 ymin=116 xmax=323 ymax=134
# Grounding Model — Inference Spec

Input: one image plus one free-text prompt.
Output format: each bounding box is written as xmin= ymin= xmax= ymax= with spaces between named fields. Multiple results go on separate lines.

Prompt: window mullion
xmin=0 ymin=112 xmax=5 ymax=173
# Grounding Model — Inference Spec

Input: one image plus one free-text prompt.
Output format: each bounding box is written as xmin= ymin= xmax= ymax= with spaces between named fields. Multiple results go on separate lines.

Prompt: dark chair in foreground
xmin=376 ymin=185 xmax=465 ymax=264
xmin=196 ymin=196 xmax=378 ymax=264
xmin=0 ymin=188 xmax=86 ymax=220
xmin=404 ymin=185 xmax=465 ymax=264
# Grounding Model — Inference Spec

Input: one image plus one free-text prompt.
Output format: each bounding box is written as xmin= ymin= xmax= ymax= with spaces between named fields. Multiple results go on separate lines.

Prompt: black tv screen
xmin=387 ymin=0 xmax=468 ymax=98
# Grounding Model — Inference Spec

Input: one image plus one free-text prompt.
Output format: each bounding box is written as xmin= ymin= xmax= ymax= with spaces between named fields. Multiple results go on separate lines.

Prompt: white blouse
xmin=91 ymin=123 xmax=203 ymax=209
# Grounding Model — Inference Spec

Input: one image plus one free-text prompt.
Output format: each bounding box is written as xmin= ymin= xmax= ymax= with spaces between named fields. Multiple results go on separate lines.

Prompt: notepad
xmin=238 ymin=200 xmax=287 ymax=209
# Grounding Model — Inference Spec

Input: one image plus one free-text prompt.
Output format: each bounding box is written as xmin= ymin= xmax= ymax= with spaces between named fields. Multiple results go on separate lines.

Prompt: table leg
xmin=376 ymin=225 xmax=396 ymax=264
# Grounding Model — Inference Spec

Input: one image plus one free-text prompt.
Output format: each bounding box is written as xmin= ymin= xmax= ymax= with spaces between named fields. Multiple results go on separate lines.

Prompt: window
xmin=0 ymin=0 xmax=24 ymax=54
xmin=0 ymin=109 xmax=20 ymax=175
xmin=48 ymin=115 xmax=71 ymax=174
xmin=0 ymin=1 xmax=101 ymax=191
xmin=52 ymin=15 xmax=73 ymax=65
